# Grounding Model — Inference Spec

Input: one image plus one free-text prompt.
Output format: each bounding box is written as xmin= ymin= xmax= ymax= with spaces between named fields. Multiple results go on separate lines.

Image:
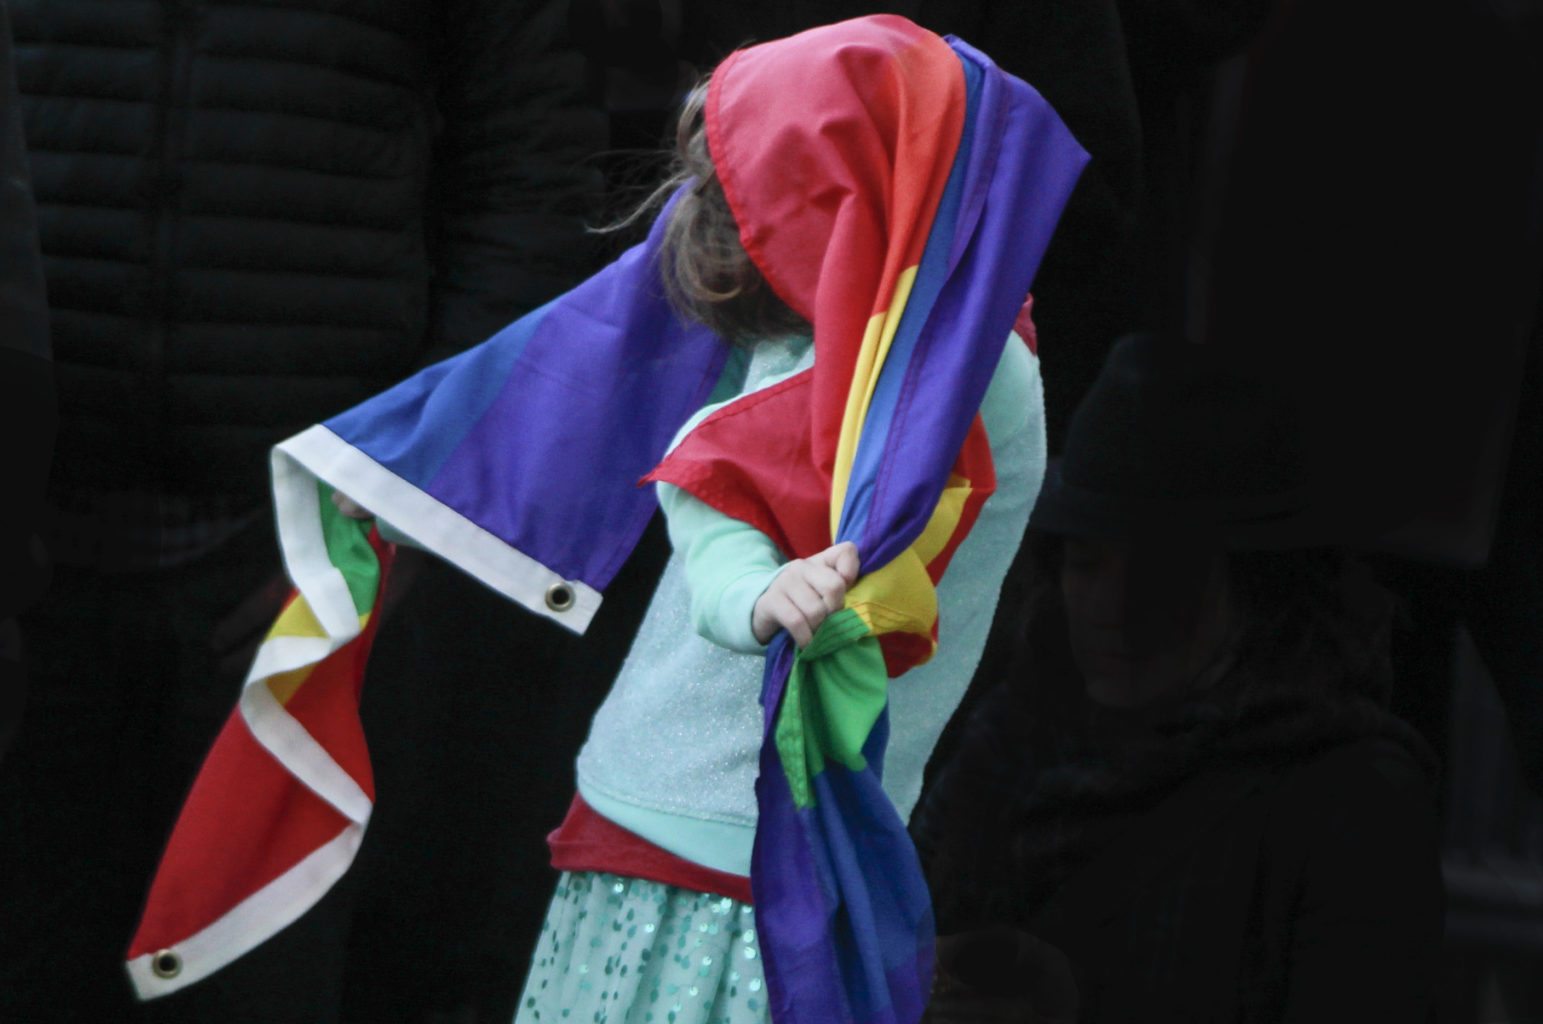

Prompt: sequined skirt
xmin=514 ymin=871 xmax=769 ymax=1024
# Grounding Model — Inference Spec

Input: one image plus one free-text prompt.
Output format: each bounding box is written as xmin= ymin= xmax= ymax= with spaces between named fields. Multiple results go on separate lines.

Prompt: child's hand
xmin=331 ymin=491 xmax=374 ymax=520
xmin=752 ymin=541 xmax=860 ymax=648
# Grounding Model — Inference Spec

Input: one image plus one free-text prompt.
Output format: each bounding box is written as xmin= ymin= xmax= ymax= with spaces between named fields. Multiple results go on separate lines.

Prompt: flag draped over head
xmin=127 ymin=15 xmax=1087 ymax=1022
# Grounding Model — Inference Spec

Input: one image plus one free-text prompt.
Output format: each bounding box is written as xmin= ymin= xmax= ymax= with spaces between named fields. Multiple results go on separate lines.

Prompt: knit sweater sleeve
xmin=657 ymin=481 xmax=783 ymax=656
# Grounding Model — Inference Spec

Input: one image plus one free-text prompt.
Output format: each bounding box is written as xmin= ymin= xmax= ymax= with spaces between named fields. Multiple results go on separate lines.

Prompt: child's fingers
xmin=760 ymin=552 xmax=858 ymax=649
xmin=771 ymin=592 xmax=815 ymax=648
xmin=785 ymin=575 xmax=832 ymax=629
xmin=815 ymin=541 xmax=861 ymax=584
xmin=802 ymin=561 xmax=850 ymax=614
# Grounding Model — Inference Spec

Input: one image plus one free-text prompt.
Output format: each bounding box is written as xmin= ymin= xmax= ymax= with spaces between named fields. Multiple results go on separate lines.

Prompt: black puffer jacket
xmin=13 ymin=0 xmax=603 ymax=496
xmin=1 ymin=0 xmax=52 ymax=626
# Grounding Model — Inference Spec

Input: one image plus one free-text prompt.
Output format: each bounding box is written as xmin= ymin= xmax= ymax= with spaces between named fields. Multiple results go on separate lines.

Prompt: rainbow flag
xmin=127 ymin=16 xmax=1086 ymax=1021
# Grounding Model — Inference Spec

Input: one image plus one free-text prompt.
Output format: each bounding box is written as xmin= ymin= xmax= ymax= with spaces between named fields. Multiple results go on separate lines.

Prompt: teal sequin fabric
xmin=514 ymin=872 xmax=769 ymax=1024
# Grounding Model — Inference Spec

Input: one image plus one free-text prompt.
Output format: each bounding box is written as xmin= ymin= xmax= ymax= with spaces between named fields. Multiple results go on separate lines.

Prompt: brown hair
xmin=612 ymin=79 xmax=809 ymax=344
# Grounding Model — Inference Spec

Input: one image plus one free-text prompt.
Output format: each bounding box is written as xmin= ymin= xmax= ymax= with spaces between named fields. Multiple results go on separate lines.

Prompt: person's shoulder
xmin=1268 ymin=735 xmax=1439 ymax=855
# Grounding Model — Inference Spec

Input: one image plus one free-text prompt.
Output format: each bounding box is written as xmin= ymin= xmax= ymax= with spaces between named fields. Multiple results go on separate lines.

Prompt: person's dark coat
xmin=0 ymin=0 xmax=53 ymax=765
xmin=0 ymin=0 xmax=46 ymax=364
xmin=914 ymin=678 xmax=1445 ymax=1023
xmin=10 ymin=0 xmax=604 ymax=496
xmin=2 ymin=5 xmax=605 ymax=1022
xmin=0 ymin=0 xmax=51 ymax=573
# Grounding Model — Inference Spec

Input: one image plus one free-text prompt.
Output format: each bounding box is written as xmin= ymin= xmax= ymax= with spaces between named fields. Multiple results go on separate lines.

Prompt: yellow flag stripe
xmin=830 ymin=266 xmax=919 ymax=536
xmin=911 ymin=474 xmax=972 ymax=566
xmin=843 ymin=472 xmax=975 ymax=651
xmin=266 ymin=666 xmax=312 ymax=707
xmin=266 ymin=595 xmax=329 ymax=641
xmin=847 ymin=548 xmax=936 ymax=638
xmin=261 ymin=598 xmax=372 ymax=707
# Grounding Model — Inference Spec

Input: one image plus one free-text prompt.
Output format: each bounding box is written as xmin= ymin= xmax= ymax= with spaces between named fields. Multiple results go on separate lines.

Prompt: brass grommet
xmin=544 ymin=582 xmax=575 ymax=612
xmin=151 ymin=949 xmax=183 ymax=979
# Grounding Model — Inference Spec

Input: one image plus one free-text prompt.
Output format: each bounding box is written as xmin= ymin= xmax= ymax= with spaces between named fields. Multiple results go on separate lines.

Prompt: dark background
xmin=3 ymin=0 xmax=1541 ymax=1021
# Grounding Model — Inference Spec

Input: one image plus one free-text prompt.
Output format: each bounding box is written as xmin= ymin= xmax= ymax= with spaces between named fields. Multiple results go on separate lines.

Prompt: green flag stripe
xmin=317 ymin=481 xmax=382 ymax=617
xmin=774 ymin=609 xmax=889 ymax=810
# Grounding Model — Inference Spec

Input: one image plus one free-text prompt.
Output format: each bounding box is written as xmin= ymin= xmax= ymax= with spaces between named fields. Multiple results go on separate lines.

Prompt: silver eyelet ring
xmin=151 ymin=950 xmax=183 ymax=979
xmin=545 ymin=582 xmax=575 ymax=613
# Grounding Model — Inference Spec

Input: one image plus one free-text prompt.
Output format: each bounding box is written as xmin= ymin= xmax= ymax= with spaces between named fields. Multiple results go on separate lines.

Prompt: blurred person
xmin=915 ymin=335 xmax=1444 ymax=1023
xmin=1 ymin=2 xmax=604 ymax=1021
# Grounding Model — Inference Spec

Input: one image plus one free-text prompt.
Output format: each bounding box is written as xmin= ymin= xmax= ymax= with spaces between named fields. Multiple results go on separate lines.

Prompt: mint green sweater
xmin=576 ymin=332 xmax=1045 ymax=877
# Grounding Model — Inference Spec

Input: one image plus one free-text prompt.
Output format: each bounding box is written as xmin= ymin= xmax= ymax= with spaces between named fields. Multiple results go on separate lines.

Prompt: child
xmin=128 ymin=15 xmax=1087 ymax=1023
xmin=337 ymin=75 xmax=1045 ymax=1024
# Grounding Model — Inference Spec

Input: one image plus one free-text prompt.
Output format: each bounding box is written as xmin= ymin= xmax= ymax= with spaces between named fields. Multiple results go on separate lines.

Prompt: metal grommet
xmin=544 ymin=581 xmax=575 ymax=613
xmin=151 ymin=949 xmax=182 ymax=979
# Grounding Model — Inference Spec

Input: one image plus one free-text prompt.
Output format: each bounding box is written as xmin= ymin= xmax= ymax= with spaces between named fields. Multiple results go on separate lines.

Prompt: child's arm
xmin=337 ymin=484 xmax=859 ymax=648
xmin=658 ymin=481 xmax=858 ymax=652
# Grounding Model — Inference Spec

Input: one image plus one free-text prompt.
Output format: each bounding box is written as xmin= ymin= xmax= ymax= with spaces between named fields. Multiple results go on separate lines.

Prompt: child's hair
xmin=615 ymin=79 xmax=809 ymax=344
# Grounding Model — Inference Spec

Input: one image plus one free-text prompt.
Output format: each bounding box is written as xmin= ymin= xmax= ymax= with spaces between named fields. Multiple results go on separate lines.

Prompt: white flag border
xmin=127 ymin=824 xmax=363 ymax=1000
xmin=274 ymin=426 xmax=601 ymax=634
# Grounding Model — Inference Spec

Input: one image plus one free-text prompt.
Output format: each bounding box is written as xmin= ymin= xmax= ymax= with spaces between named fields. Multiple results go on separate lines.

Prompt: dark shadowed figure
xmin=0 ymin=3 xmax=605 ymax=1021
xmin=915 ymin=336 xmax=1443 ymax=1023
